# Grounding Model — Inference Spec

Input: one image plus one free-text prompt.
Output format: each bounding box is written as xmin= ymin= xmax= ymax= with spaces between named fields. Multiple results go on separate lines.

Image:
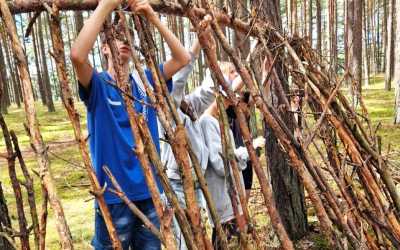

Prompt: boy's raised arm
xmin=131 ymin=0 xmax=191 ymax=80
xmin=70 ymin=0 xmax=121 ymax=89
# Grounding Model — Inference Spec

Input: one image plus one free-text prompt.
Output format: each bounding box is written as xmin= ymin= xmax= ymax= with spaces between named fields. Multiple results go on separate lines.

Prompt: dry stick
xmin=0 ymin=115 xmax=30 ymax=250
xmin=0 ymin=181 xmax=14 ymax=250
xmin=115 ymin=13 xmax=198 ymax=250
xmin=102 ymin=166 xmax=164 ymax=243
xmin=102 ymin=20 xmax=176 ymax=250
xmin=215 ymin=95 xmax=251 ymax=249
xmin=10 ymin=130 xmax=40 ymax=250
xmin=285 ymin=38 xmax=400 ymax=245
xmin=298 ymin=48 xmax=400 ymax=238
xmin=260 ymin=50 xmax=361 ymax=247
xmin=45 ymin=4 xmax=122 ymax=250
xmin=0 ymin=232 xmax=17 ymax=250
xmin=132 ymin=15 xmax=209 ymax=250
xmin=205 ymin=7 xmax=337 ymax=249
xmin=38 ymin=183 xmax=48 ymax=250
xmin=179 ymin=5 xmax=297 ymax=250
xmin=125 ymin=11 xmax=224 ymax=248
xmin=329 ymin=117 xmax=400 ymax=240
xmin=296 ymin=59 xmax=400 ymax=245
xmin=0 ymin=1 xmax=74 ymax=249
xmin=303 ymin=75 xmax=345 ymax=149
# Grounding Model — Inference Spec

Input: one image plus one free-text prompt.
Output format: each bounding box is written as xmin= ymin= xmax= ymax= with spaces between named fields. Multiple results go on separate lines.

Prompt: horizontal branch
xmin=7 ymin=0 xmax=257 ymax=35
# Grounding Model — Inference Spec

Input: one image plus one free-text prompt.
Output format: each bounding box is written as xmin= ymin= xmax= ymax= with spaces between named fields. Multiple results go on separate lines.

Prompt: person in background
xmin=230 ymin=91 xmax=264 ymax=203
xmin=199 ymin=73 xmax=265 ymax=249
xmin=160 ymin=36 xmax=216 ymax=249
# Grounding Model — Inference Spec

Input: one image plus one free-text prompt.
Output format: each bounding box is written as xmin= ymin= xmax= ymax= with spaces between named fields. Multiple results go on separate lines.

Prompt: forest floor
xmin=0 ymin=75 xmax=399 ymax=249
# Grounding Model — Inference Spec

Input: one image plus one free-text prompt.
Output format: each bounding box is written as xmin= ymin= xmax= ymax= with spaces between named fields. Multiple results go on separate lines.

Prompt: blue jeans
xmin=92 ymin=198 xmax=161 ymax=250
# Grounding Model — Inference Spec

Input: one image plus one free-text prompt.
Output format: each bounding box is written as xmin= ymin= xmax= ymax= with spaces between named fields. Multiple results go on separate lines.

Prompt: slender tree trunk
xmin=290 ymin=0 xmax=298 ymax=35
xmin=363 ymin=2 xmax=371 ymax=88
xmin=38 ymin=14 xmax=55 ymax=112
xmin=385 ymin=0 xmax=395 ymax=91
xmin=31 ymin=13 xmax=47 ymax=106
xmin=316 ymin=0 xmax=322 ymax=57
xmin=308 ymin=0 xmax=313 ymax=44
xmin=348 ymin=0 xmax=363 ymax=106
xmin=18 ymin=14 xmax=37 ymax=101
xmin=0 ymin=39 xmax=9 ymax=113
xmin=328 ymin=0 xmax=337 ymax=74
xmin=393 ymin=0 xmax=400 ymax=123
xmin=382 ymin=0 xmax=387 ymax=72
xmin=252 ymin=0 xmax=308 ymax=241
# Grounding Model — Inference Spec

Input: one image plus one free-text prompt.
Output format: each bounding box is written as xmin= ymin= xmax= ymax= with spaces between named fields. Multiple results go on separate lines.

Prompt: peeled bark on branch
xmin=103 ymin=166 xmax=164 ymax=243
xmin=0 ymin=1 xmax=74 ymax=249
xmin=46 ymin=4 xmax=122 ymax=249
xmin=102 ymin=18 xmax=177 ymax=250
xmin=0 ymin=115 xmax=30 ymax=250
xmin=10 ymin=130 xmax=40 ymax=250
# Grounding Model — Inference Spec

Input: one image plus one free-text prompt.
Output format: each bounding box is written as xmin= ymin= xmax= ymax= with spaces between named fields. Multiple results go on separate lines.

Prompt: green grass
xmin=0 ymin=75 xmax=399 ymax=249
xmin=0 ymin=102 xmax=92 ymax=250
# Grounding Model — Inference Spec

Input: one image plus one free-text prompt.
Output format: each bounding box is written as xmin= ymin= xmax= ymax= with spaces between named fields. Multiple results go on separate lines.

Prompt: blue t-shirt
xmin=79 ymin=65 xmax=172 ymax=204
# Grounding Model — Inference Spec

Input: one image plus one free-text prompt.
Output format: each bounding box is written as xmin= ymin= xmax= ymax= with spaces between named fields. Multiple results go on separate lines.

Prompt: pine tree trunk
xmin=31 ymin=13 xmax=47 ymax=106
xmin=328 ymin=0 xmax=337 ymax=74
xmin=38 ymin=15 xmax=55 ymax=112
xmin=308 ymin=0 xmax=313 ymax=44
xmin=385 ymin=0 xmax=395 ymax=91
xmin=393 ymin=0 xmax=400 ymax=123
xmin=348 ymin=0 xmax=363 ymax=106
xmin=252 ymin=0 xmax=308 ymax=241
xmin=0 ymin=39 xmax=9 ymax=114
xmin=363 ymin=2 xmax=371 ymax=88
xmin=316 ymin=0 xmax=322 ymax=57
xmin=2 ymin=33 xmax=22 ymax=107
xmin=383 ymin=0 xmax=388 ymax=71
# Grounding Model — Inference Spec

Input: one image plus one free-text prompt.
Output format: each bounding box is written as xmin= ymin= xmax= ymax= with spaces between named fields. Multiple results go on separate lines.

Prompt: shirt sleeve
xmin=234 ymin=146 xmax=249 ymax=170
xmin=78 ymin=70 xmax=102 ymax=112
xmin=144 ymin=64 xmax=173 ymax=93
xmin=201 ymin=116 xmax=226 ymax=177
xmin=185 ymin=72 xmax=215 ymax=116
xmin=171 ymin=54 xmax=196 ymax=105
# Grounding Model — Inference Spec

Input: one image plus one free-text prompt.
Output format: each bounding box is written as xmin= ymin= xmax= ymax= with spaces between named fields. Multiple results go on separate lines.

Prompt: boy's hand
xmin=129 ymin=0 xmax=157 ymax=22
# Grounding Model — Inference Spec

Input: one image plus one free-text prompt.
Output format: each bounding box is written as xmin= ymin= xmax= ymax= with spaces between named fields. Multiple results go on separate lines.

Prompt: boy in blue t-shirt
xmin=70 ymin=0 xmax=191 ymax=249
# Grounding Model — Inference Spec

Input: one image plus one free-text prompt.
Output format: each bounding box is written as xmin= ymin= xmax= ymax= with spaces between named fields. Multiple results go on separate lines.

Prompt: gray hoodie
xmin=199 ymin=114 xmax=248 ymax=224
xmin=159 ymin=55 xmax=215 ymax=180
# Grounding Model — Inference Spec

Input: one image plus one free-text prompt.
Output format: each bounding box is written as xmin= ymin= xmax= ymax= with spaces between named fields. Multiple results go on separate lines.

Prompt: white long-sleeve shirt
xmin=159 ymin=55 xmax=215 ymax=180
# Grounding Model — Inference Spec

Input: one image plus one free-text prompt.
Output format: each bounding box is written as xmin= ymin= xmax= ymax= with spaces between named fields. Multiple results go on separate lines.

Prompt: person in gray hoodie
xmin=199 ymin=73 xmax=265 ymax=249
xmin=159 ymin=38 xmax=216 ymax=249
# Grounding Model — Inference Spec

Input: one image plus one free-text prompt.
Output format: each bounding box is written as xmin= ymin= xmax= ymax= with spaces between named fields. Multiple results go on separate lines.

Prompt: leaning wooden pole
xmin=103 ymin=166 xmax=165 ymax=243
xmin=133 ymin=14 xmax=228 ymax=249
xmin=10 ymin=130 xmax=41 ymax=250
xmin=132 ymin=15 xmax=212 ymax=250
xmin=0 ymin=1 xmax=74 ymax=249
xmin=215 ymin=95 xmax=251 ymax=250
xmin=46 ymin=4 xmax=122 ymax=250
xmin=0 ymin=115 xmax=30 ymax=250
xmin=102 ymin=19 xmax=177 ymax=250
xmin=115 ymin=13 xmax=199 ymax=250
xmin=177 ymin=2 xmax=295 ymax=249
